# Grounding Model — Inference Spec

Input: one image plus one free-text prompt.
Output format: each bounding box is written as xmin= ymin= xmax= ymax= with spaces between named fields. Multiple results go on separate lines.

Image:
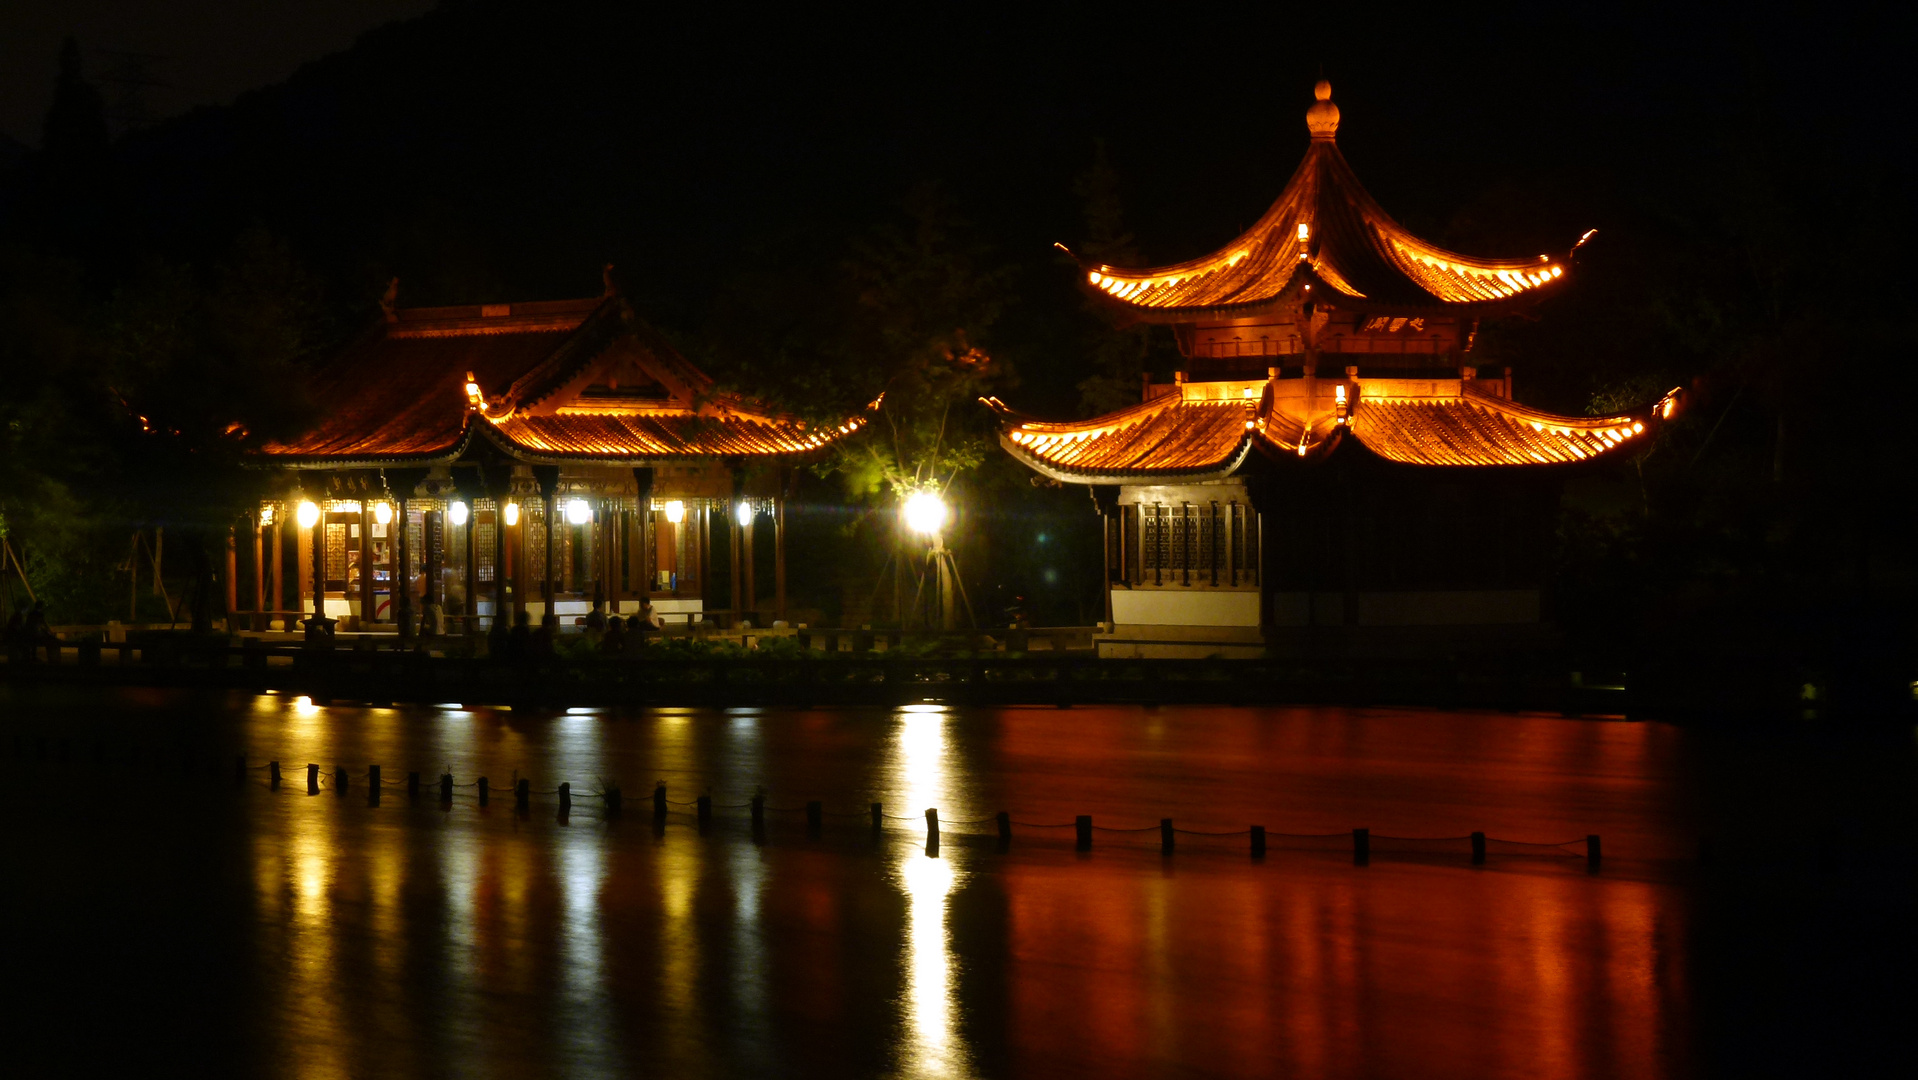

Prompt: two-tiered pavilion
xmin=246 ymin=278 xmax=861 ymax=634
xmin=992 ymin=82 xmax=1680 ymax=657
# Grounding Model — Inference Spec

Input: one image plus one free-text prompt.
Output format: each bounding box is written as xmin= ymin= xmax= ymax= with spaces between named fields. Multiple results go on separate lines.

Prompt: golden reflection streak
xmin=891 ymin=704 xmax=971 ymax=1079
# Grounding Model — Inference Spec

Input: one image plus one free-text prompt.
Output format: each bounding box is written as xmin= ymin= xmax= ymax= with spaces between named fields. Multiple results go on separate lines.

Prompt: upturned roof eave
xmin=996 ymin=430 xmax=1255 ymax=486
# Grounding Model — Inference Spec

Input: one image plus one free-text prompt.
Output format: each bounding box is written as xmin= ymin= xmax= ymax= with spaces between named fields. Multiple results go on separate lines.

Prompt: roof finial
xmin=380 ymin=277 xmax=399 ymax=322
xmin=1306 ymin=80 xmax=1340 ymax=140
xmin=602 ymin=263 xmax=619 ymax=298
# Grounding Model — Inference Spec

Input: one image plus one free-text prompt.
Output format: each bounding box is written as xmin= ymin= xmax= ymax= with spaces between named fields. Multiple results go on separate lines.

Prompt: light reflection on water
xmin=24 ymin=693 xmax=1909 ymax=1079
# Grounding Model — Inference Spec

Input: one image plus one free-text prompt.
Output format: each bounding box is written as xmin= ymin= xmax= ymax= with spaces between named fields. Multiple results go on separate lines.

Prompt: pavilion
xmin=244 ymin=275 xmax=862 ymax=634
xmin=991 ymin=82 xmax=1680 ymax=657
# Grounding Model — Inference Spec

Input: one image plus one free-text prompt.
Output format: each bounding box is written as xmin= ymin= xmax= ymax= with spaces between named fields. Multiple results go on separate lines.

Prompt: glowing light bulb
xmin=503 ymin=502 xmax=520 ymax=527
xmin=663 ymin=500 xmax=685 ymax=525
xmin=902 ymin=491 xmax=947 ymax=536
xmin=449 ymin=501 xmax=469 ymax=526
xmin=258 ymin=505 xmax=274 ymax=526
xmin=734 ymin=502 xmax=752 ymax=528
xmin=566 ymin=499 xmax=590 ymax=525
xmin=296 ymin=501 xmax=320 ymax=529
xmin=373 ymin=502 xmax=393 ymax=526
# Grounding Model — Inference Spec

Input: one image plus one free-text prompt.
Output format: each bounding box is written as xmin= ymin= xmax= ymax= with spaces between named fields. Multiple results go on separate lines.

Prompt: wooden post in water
xmin=697 ymin=794 xmax=712 ymax=826
xmin=559 ymin=782 xmax=571 ymax=815
xmin=439 ymin=773 xmax=453 ymax=803
xmin=805 ymin=800 xmax=823 ymax=834
xmin=515 ymin=778 xmax=529 ymax=810
xmin=1471 ymin=832 xmax=1486 ymax=864
xmin=750 ymin=793 xmax=764 ymax=828
xmin=269 ymin=761 xmax=281 ymax=789
xmin=1076 ymin=815 xmax=1092 ymax=851
xmin=870 ymin=802 xmax=883 ymax=835
xmin=1587 ymin=834 xmax=1602 ymax=871
xmin=477 ymin=777 xmax=489 ymax=807
xmin=604 ymin=784 xmax=622 ymax=814
xmin=925 ymin=808 xmax=939 ymax=843
xmin=334 ymin=767 xmax=348 ymax=796
xmin=368 ymin=765 xmax=381 ymax=806
xmin=1251 ymin=825 xmax=1266 ymax=858
xmin=1353 ymin=828 xmax=1370 ymax=865
xmin=407 ymin=771 xmax=420 ymax=800
xmin=996 ymin=811 xmax=1011 ymax=844
xmin=1161 ymin=818 xmax=1174 ymax=854
xmin=306 ymin=763 xmax=319 ymax=795
xmin=653 ymin=782 xmax=667 ymax=821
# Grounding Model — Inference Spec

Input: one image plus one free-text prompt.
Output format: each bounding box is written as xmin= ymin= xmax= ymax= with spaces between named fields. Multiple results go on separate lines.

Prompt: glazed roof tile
xmin=1081 ymin=83 xmax=1569 ymax=321
xmin=993 ymin=387 xmax=1257 ymax=483
xmin=488 ymin=410 xmax=850 ymax=463
xmin=1350 ymin=387 xmax=1655 ymax=466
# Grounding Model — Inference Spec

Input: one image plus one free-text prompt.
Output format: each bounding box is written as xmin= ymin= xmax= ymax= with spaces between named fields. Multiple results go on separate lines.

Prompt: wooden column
xmin=359 ymin=506 xmax=375 ymax=630
xmin=509 ymin=505 xmax=525 ymax=621
xmin=309 ymin=513 xmax=324 ymax=620
xmin=424 ymin=510 xmax=443 ymax=611
xmin=699 ymin=506 xmax=712 ymax=610
xmin=394 ymin=499 xmax=412 ymax=638
xmin=493 ymin=505 xmax=508 ymax=629
xmin=541 ymin=492 xmax=557 ymax=614
xmin=269 ymin=520 xmax=283 ymax=625
xmin=225 ymin=525 xmax=238 ymax=619
xmin=730 ymin=508 xmax=744 ymax=618
xmin=774 ymin=495 xmax=787 ymax=622
xmin=464 ymin=508 xmax=478 ymax=633
xmin=741 ymin=513 xmax=756 ymax=616
xmin=250 ymin=513 xmax=264 ymax=621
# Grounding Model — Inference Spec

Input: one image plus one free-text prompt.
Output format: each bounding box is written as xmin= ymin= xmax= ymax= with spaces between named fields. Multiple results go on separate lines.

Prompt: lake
xmin=5 ymin=690 xmax=1913 ymax=1078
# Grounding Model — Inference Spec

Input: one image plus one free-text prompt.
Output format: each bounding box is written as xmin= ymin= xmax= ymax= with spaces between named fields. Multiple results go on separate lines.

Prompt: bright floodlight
xmin=373 ymin=501 xmax=393 ymax=525
xmin=503 ymin=502 xmax=520 ymax=527
xmin=566 ymin=498 xmax=590 ymax=525
xmin=663 ymin=500 xmax=686 ymax=525
xmin=903 ymin=491 xmax=947 ymax=535
xmin=296 ymin=501 xmax=320 ymax=529
xmin=734 ymin=501 xmax=752 ymax=528
xmin=448 ymin=501 xmax=469 ymax=526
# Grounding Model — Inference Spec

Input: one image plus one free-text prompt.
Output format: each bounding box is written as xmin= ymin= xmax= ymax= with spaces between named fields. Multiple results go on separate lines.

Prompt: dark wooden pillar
xmin=464 ymin=506 xmax=478 ymax=633
xmin=774 ymin=495 xmax=787 ymax=622
xmin=359 ymin=505 xmax=375 ymax=630
xmin=741 ymin=512 xmax=756 ymax=615
xmin=493 ymin=505 xmax=508 ymax=629
xmin=309 ymin=511 xmax=324 ymax=620
xmin=269 ymin=518 xmax=283 ymax=624
xmin=730 ymin=506 xmax=744 ymax=617
xmin=541 ymin=493 xmax=557 ymax=614
xmin=699 ymin=506 xmax=712 ymax=610
xmin=424 ymin=510 xmax=443 ymax=611
xmin=225 ymin=524 xmax=238 ymax=620
xmin=395 ymin=497 xmax=413 ymax=639
xmin=250 ymin=513 xmax=264 ymax=623
xmin=509 ymin=503 xmax=525 ymax=621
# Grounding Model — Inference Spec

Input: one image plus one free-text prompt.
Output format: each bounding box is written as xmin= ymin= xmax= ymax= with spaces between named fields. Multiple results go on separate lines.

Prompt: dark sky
xmin=0 ymin=0 xmax=433 ymax=144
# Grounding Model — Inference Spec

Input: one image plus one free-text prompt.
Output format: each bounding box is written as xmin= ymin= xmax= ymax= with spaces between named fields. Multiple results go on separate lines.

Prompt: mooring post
xmin=515 ymin=778 xmax=529 ymax=810
xmin=1076 ymin=815 xmax=1092 ymax=851
xmin=407 ymin=771 xmax=420 ymax=800
xmin=1353 ymin=828 xmax=1370 ymax=865
xmin=334 ymin=767 xmax=348 ymax=796
xmin=439 ymin=773 xmax=453 ymax=803
xmin=750 ymin=793 xmax=765 ymax=828
xmin=996 ymin=811 xmax=1011 ymax=844
xmin=368 ymin=764 xmax=382 ymax=806
xmin=269 ymin=761 xmax=281 ymax=790
xmin=477 ymin=777 xmax=489 ymax=807
xmin=559 ymin=782 xmax=572 ymax=815
xmin=306 ymin=763 xmax=319 ymax=795
xmin=1161 ymin=818 xmax=1174 ymax=854
xmin=1587 ymin=834 xmax=1602 ymax=870
xmin=925 ymin=808 xmax=939 ymax=843
xmin=870 ymin=802 xmax=883 ymax=835
xmin=605 ymin=784 xmax=622 ymax=815
xmin=1251 ymin=825 xmax=1266 ymax=858
xmin=651 ymin=782 xmax=667 ymax=821
xmin=234 ymin=755 xmax=246 ymax=782
xmin=1471 ymin=831 xmax=1487 ymax=865
xmin=697 ymin=794 xmax=712 ymax=826
xmin=806 ymin=800 xmax=823 ymax=834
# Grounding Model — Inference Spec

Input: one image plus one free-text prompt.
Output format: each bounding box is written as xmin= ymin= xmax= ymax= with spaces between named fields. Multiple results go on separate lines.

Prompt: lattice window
xmin=476 ymin=522 xmax=495 ymax=583
xmin=1197 ymin=504 xmax=1215 ymax=575
xmin=1168 ymin=505 xmax=1187 ymax=574
xmin=1229 ymin=503 xmax=1245 ymax=582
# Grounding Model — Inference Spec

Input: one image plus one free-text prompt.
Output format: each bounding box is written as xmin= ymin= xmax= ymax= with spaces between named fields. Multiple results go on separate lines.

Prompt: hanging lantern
xmin=373 ymin=502 xmax=393 ymax=526
xmin=503 ymin=502 xmax=520 ymax=527
xmin=566 ymin=499 xmax=591 ymax=525
xmin=296 ymin=501 xmax=320 ymax=529
xmin=664 ymin=500 xmax=686 ymax=525
xmin=449 ymin=501 xmax=469 ymax=526
xmin=734 ymin=502 xmax=752 ymax=528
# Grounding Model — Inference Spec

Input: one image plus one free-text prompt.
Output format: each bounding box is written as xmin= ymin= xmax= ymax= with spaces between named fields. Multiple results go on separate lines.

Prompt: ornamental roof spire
xmin=1305 ymin=79 xmax=1339 ymax=140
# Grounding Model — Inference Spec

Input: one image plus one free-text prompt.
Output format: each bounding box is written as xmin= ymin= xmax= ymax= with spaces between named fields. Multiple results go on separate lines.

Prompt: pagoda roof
xmin=994 ymin=377 xmax=1681 ymax=479
xmin=1080 ymin=82 xmax=1571 ymax=323
xmin=257 ymin=292 xmax=860 ymax=468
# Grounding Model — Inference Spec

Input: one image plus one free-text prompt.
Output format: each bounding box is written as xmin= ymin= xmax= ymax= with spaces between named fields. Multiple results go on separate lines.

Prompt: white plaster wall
xmin=1110 ymin=589 xmax=1261 ymax=627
